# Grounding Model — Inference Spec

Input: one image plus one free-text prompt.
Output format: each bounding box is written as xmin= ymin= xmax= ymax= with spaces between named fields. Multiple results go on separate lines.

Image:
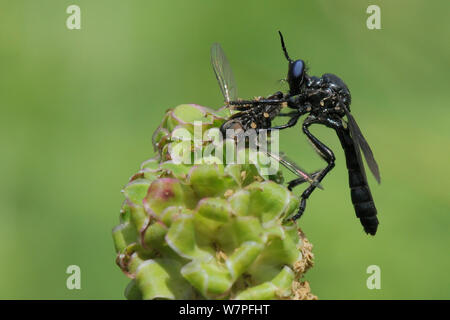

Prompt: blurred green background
xmin=1 ymin=0 xmax=449 ymax=299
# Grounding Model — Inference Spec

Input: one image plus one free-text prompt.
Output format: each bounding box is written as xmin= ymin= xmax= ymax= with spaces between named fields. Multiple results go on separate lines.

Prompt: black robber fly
xmin=211 ymin=41 xmax=321 ymax=189
xmin=211 ymin=32 xmax=381 ymax=235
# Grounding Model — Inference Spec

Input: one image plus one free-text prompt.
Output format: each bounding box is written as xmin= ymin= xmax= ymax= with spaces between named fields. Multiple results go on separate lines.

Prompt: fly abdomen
xmin=338 ymin=130 xmax=379 ymax=235
xmin=349 ymin=174 xmax=378 ymax=235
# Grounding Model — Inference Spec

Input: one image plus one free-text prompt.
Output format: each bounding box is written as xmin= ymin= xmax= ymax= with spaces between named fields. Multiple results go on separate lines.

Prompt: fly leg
xmin=290 ymin=116 xmax=337 ymax=220
xmin=266 ymin=113 xmax=301 ymax=131
xmin=287 ymin=171 xmax=322 ymax=190
xmin=278 ymin=111 xmax=300 ymax=117
xmin=267 ymin=91 xmax=284 ymax=100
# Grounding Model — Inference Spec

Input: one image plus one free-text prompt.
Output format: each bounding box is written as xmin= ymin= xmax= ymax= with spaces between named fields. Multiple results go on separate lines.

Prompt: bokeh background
xmin=1 ymin=0 xmax=449 ymax=299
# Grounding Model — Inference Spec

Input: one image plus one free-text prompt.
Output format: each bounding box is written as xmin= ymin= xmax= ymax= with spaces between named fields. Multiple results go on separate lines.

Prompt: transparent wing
xmin=267 ymin=151 xmax=323 ymax=189
xmin=211 ymin=43 xmax=238 ymax=103
xmin=343 ymin=106 xmax=381 ymax=184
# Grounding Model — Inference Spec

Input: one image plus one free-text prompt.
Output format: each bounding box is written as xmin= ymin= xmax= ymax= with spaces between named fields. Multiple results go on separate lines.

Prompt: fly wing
xmin=211 ymin=43 xmax=238 ymax=103
xmin=267 ymin=151 xmax=323 ymax=189
xmin=343 ymin=106 xmax=381 ymax=184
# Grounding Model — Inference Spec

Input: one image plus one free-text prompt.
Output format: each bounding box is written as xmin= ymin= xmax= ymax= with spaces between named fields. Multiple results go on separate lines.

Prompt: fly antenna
xmin=278 ymin=31 xmax=292 ymax=62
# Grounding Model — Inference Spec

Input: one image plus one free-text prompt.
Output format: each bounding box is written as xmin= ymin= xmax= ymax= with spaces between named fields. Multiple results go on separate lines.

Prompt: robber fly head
xmin=278 ymin=31 xmax=306 ymax=97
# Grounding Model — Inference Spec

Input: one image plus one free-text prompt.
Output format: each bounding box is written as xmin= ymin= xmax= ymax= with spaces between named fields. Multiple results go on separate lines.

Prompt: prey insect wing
xmin=211 ymin=43 xmax=237 ymax=103
xmin=343 ymin=106 xmax=381 ymax=184
xmin=266 ymin=151 xmax=323 ymax=190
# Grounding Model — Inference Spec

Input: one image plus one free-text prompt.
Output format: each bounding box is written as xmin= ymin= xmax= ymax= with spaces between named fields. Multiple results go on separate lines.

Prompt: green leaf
xmin=136 ymin=259 xmax=194 ymax=300
xmin=226 ymin=241 xmax=264 ymax=280
xmin=196 ymin=198 xmax=231 ymax=223
xmin=123 ymin=179 xmax=151 ymax=205
xmin=165 ymin=214 xmax=211 ymax=260
xmin=246 ymin=181 xmax=291 ymax=224
xmin=188 ymin=164 xmax=237 ymax=198
xmin=112 ymin=222 xmax=137 ymax=253
xmin=181 ymin=260 xmax=232 ymax=298
xmin=143 ymin=178 xmax=195 ymax=215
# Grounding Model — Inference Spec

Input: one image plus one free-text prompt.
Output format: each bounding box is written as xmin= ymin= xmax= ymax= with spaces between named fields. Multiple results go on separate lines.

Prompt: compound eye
xmin=292 ymin=60 xmax=305 ymax=78
xmin=287 ymin=59 xmax=306 ymax=96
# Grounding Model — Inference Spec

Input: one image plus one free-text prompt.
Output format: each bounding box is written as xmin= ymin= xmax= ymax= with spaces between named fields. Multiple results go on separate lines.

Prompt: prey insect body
xmin=211 ymin=41 xmax=321 ymax=189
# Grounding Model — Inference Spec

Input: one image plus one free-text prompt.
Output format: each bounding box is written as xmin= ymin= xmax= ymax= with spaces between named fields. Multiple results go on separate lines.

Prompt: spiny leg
xmin=290 ymin=116 xmax=337 ymax=220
